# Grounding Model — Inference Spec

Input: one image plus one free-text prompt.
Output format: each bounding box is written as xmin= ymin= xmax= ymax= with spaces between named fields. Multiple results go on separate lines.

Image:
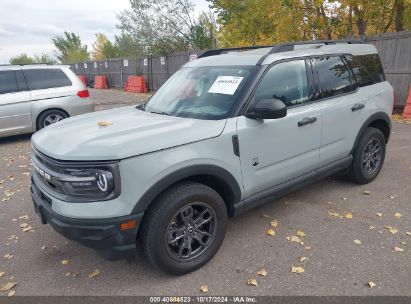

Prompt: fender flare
xmin=131 ymin=164 xmax=242 ymax=214
xmin=350 ymin=112 xmax=391 ymax=154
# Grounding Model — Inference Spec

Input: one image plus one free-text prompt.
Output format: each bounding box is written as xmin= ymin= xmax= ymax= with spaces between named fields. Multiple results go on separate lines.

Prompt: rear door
xmin=312 ymin=55 xmax=365 ymax=166
xmin=23 ymin=68 xmax=73 ymax=101
xmin=0 ymin=69 xmax=32 ymax=136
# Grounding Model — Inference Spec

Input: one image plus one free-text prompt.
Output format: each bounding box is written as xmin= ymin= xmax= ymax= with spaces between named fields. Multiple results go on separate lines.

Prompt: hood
xmin=32 ymin=106 xmax=227 ymax=161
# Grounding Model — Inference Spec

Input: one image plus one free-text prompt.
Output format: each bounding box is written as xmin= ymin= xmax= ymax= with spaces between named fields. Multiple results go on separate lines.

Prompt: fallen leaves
xmin=299 ymin=257 xmax=309 ymax=262
xmin=246 ymin=279 xmax=258 ymax=286
xmin=18 ymin=215 xmax=29 ymax=220
xmin=368 ymin=281 xmax=376 ymax=288
xmin=97 ymin=121 xmax=113 ymax=127
xmin=394 ymin=247 xmax=404 ymax=252
xmin=291 ymin=266 xmax=305 ymax=274
xmin=0 ymin=282 xmax=17 ymax=291
xmin=385 ymin=226 xmax=398 ymax=235
xmin=200 ymin=285 xmax=208 ymax=293
xmin=61 ymin=259 xmax=70 ymax=265
xmin=354 ymin=239 xmax=362 ymax=245
xmin=89 ymin=269 xmax=100 ymax=278
xmin=0 ymin=272 xmax=5 ymax=277
xmin=270 ymin=220 xmax=278 ymax=228
xmin=296 ymin=230 xmax=306 ymax=237
xmin=41 ymin=245 xmax=47 ymax=250
xmin=265 ymin=229 xmax=275 ymax=236
xmin=8 ymin=290 xmax=16 ymax=297
xmin=394 ymin=212 xmax=402 ymax=219
xmin=257 ymin=269 xmax=267 ymax=277
xmin=328 ymin=211 xmax=353 ymax=219
xmin=286 ymin=235 xmax=304 ymax=245
xmin=4 ymin=254 xmax=13 ymax=260
xmin=406 ymin=232 xmax=411 ymax=236
xmin=376 ymin=213 xmax=383 ymax=217
xmin=363 ymin=190 xmax=371 ymax=195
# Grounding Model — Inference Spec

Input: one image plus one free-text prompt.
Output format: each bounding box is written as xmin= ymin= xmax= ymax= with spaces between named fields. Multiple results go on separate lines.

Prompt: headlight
xmin=60 ymin=168 xmax=115 ymax=198
xmin=31 ymin=149 xmax=121 ymax=202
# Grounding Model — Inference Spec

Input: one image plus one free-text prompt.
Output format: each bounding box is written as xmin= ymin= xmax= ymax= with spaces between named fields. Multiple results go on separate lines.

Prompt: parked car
xmin=0 ymin=64 xmax=93 ymax=138
xmin=31 ymin=40 xmax=393 ymax=275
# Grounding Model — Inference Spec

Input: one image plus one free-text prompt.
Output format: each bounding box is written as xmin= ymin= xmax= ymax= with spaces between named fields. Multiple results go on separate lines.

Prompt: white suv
xmin=30 ymin=40 xmax=393 ymax=275
xmin=0 ymin=64 xmax=93 ymax=138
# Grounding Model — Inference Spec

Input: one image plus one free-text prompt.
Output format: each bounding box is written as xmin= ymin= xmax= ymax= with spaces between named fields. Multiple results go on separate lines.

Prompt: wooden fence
xmin=71 ymin=30 xmax=411 ymax=108
xmin=366 ymin=30 xmax=411 ymax=108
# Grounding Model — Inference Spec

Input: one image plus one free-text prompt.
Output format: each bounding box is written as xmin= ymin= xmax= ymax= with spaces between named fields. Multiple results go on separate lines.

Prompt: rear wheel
xmin=347 ymin=127 xmax=386 ymax=184
xmin=140 ymin=182 xmax=228 ymax=275
xmin=37 ymin=109 xmax=68 ymax=130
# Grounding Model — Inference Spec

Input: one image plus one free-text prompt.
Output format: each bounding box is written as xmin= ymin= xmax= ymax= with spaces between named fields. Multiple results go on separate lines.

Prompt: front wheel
xmin=140 ymin=182 xmax=228 ymax=275
xmin=347 ymin=127 xmax=386 ymax=184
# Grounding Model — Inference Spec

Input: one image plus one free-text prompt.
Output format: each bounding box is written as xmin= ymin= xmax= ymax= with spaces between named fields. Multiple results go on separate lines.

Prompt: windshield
xmin=144 ymin=66 xmax=256 ymax=120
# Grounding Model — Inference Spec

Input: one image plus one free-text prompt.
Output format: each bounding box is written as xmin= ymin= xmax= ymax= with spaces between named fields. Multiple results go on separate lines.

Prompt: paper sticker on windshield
xmin=208 ymin=76 xmax=244 ymax=95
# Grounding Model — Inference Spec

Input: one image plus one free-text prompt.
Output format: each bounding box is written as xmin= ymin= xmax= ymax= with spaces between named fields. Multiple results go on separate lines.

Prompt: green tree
xmin=208 ymin=0 xmax=411 ymax=48
xmin=33 ymin=53 xmax=57 ymax=64
xmin=191 ymin=11 xmax=218 ymax=49
xmin=117 ymin=0 xmax=217 ymax=54
xmin=10 ymin=53 xmax=56 ymax=64
xmin=114 ymin=33 xmax=145 ymax=58
xmin=92 ymin=33 xmax=121 ymax=60
xmin=52 ymin=31 xmax=89 ymax=63
xmin=9 ymin=53 xmax=35 ymax=64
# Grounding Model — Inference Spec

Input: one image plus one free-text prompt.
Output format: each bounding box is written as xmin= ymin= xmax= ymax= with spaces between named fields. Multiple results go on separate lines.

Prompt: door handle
xmin=351 ymin=103 xmax=365 ymax=111
xmin=298 ymin=117 xmax=317 ymax=127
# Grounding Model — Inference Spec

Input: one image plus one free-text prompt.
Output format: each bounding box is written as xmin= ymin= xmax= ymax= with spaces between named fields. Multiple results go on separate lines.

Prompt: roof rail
xmin=0 ymin=63 xmax=53 ymax=67
xmin=267 ymin=39 xmax=364 ymax=54
xmin=198 ymin=39 xmax=364 ymax=59
xmin=198 ymin=45 xmax=272 ymax=58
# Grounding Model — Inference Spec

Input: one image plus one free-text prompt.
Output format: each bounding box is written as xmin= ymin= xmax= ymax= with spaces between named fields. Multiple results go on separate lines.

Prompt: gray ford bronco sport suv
xmin=31 ymin=40 xmax=393 ymax=275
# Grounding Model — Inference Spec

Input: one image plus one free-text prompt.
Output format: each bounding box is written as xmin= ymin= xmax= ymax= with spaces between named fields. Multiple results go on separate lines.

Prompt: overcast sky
xmin=0 ymin=0 xmax=210 ymax=64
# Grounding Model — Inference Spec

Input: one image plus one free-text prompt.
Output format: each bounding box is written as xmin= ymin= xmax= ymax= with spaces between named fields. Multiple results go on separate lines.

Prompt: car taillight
xmin=77 ymin=90 xmax=89 ymax=98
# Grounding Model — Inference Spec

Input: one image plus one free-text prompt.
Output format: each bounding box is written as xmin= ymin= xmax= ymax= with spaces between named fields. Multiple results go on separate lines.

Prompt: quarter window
xmin=314 ymin=56 xmax=353 ymax=99
xmin=255 ymin=60 xmax=309 ymax=107
xmin=346 ymin=54 xmax=385 ymax=87
xmin=0 ymin=71 xmax=18 ymax=94
xmin=23 ymin=69 xmax=72 ymax=91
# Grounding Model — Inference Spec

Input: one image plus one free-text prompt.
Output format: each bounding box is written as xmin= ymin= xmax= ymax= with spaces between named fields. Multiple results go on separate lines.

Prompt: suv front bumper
xmin=31 ymin=181 xmax=143 ymax=261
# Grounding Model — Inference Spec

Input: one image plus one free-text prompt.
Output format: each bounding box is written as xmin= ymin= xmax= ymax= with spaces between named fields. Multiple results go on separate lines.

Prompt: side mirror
xmin=246 ymin=98 xmax=287 ymax=120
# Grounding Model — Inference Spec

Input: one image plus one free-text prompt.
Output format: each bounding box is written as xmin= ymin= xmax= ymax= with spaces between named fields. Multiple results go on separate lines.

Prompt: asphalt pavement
xmin=0 ymin=89 xmax=410 ymax=296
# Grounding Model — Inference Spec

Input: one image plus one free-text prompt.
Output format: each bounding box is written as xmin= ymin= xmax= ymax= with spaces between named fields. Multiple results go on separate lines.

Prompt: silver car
xmin=0 ymin=64 xmax=94 ymax=138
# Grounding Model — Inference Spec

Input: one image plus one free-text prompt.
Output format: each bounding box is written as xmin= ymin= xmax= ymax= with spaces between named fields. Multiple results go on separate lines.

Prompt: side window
xmin=346 ymin=54 xmax=385 ymax=87
xmin=0 ymin=71 xmax=18 ymax=94
xmin=314 ymin=56 xmax=353 ymax=99
xmin=255 ymin=60 xmax=309 ymax=107
xmin=23 ymin=69 xmax=72 ymax=91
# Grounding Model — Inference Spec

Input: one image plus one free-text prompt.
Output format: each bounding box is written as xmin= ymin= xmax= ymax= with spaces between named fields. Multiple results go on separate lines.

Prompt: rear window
xmin=23 ymin=69 xmax=72 ymax=90
xmin=346 ymin=54 xmax=385 ymax=87
xmin=0 ymin=71 xmax=18 ymax=94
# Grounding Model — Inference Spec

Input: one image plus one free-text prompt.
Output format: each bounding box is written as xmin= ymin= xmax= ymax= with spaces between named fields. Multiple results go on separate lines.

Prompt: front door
xmin=237 ymin=59 xmax=322 ymax=197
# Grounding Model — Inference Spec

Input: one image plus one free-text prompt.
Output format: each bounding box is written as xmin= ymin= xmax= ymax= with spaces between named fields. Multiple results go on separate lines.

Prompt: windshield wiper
xmin=149 ymin=110 xmax=171 ymax=116
xmin=135 ymin=103 xmax=146 ymax=111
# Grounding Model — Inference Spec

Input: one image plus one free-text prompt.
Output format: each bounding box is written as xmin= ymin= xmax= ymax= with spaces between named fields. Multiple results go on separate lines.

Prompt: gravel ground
xmin=0 ymin=90 xmax=410 ymax=296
